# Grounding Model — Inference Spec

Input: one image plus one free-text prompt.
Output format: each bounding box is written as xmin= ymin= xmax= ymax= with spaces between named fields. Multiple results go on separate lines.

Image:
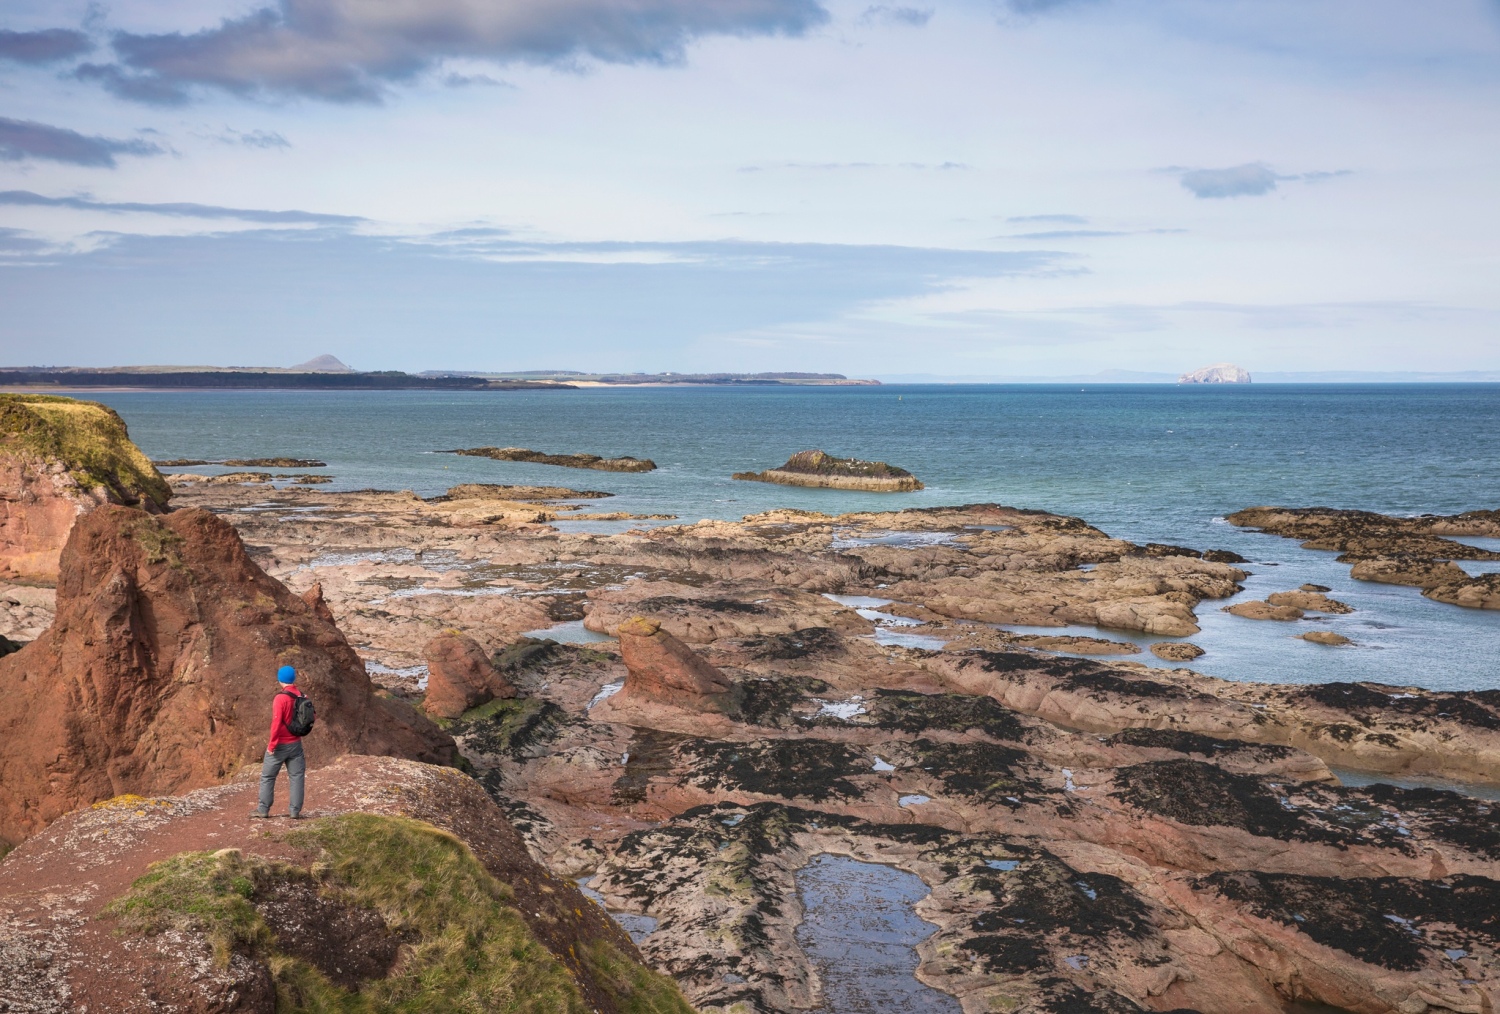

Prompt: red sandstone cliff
xmin=0 ymin=504 xmax=454 ymax=846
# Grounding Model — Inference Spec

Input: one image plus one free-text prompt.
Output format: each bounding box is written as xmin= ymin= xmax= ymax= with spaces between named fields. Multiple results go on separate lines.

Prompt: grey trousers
xmin=258 ymin=741 xmax=305 ymax=816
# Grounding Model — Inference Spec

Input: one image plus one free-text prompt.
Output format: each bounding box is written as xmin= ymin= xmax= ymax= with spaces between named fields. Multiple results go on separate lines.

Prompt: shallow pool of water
xmin=521 ymin=619 xmax=617 ymax=644
xmin=1331 ymin=768 xmax=1500 ymax=802
xmin=795 ymin=854 xmax=958 ymax=1013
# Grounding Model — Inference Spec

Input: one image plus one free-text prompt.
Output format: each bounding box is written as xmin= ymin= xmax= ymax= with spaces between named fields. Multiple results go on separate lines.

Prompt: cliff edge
xmin=0 ymin=393 xmax=171 ymax=583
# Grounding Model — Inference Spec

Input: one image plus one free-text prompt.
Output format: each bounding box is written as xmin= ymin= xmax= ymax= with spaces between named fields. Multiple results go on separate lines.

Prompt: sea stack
xmin=733 ymin=449 xmax=923 ymax=492
xmin=1178 ymin=363 xmax=1252 ymax=384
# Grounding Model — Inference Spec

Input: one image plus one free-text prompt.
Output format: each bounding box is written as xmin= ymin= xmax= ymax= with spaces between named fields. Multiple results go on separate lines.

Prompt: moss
xmin=581 ymin=939 xmax=696 ymax=1014
xmin=0 ymin=394 xmax=169 ymax=509
xmin=102 ymin=849 xmax=273 ymax=966
xmin=104 ymin=815 xmax=692 ymax=1013
xmin=455 ymin=698 xmax=571 ymax=761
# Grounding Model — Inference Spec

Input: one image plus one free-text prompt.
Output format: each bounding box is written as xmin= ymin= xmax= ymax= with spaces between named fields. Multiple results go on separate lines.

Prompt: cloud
xmin=0 ymin=117 xmax=163 ymax=168
xmin=443 ymin=72 xmax=510 ymax=88
xmin=1010 ymin=229 xmax=1128 ymax=239
xmin=1178 ymin=163 xmax=1280 ymax=198
xmin=1003 ymin=0 xmax=1102 ymax=15
xmin=227 ymin=128 xmax=291 ymax=149
xmin=1176 ymin=163 xmax=1354 ymax=199
xmin=1007 ymin=213 xmax=1087 ymax=224
xmin=0 ymin=28 xmax=92 ymax=64
xmin=83 ymin=0 xmax=829 ymax=104
xmin=739 ymin=160 xmax=967 ymax=172
xmin=0 ymin=190 xmax=360 ymax=225
xmin=860 ymin=6 xmax=932 ymax=27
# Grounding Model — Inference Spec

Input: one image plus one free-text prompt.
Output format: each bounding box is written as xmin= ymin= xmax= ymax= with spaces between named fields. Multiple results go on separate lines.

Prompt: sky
xmin=0 ymin=0 xmax=1497 ymax=376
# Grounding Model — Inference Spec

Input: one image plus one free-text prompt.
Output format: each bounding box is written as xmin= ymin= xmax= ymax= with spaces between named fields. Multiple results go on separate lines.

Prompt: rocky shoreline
xmin=2 ymin=399 xmax=1499 ymax=1014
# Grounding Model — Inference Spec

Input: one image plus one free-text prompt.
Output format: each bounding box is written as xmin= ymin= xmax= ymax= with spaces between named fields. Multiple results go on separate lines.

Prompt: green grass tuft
xmin=105 ymin=814 xmax=695 ymax=1013
xmin=102 ymin=849 xmax=274 ymax=966
xmin=0 ymin=394 xmax=170 ymax=508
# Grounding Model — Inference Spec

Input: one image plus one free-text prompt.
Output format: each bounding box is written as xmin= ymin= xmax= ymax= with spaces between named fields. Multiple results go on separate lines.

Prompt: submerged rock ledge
xmin=446 ymin=446 xmax=657 ymax=472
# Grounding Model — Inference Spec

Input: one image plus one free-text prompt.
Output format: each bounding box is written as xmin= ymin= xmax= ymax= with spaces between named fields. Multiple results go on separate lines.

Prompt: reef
xmin=733 ymin=449 xmax=924 ymax=491
xmin=446 ymin=446 xmax=658 ymax=472
xmin=1228 ymin=506 xmax=1500 ymax=610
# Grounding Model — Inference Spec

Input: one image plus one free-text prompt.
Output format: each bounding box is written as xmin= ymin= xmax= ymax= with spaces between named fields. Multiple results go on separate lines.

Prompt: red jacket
xmin=268 ymin=685 xmax=304 ymax=751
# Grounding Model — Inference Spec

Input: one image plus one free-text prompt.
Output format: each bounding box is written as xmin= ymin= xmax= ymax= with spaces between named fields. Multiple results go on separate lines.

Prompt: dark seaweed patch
xmin=867 ymin=689 xmax=1031 ymax=742
xmin=1112 ymin=760 xmax=1359 ymax=846
xmin=1202 ymin=872 xmax=1500 ymax=971
xmin=636 ymin=595 xmax=769 ymax=615
xmin=1293 ymin=683 xmax=1500 ymax=731
xmin=966 ymin=853 xmax=1155 ymax=975
xmin=1107 ymin=728 xmax=1293 ymax=759
xmin=899 ymin=739 xmax=1039 ymax=805
xmin=1360 ymin=784 xmax=1500 ymax=859
xmin=738 ymin=627 xmax=844 ymax=661
xmin=731 ymin=675 xmax=831 ymax=728
xmin=452 ymin=698 xmax=571 ymax=762
xmin=612 ymin=729 xmax=691 ymax=805
xmin=681 ymin=739 xmax=862 ymax=803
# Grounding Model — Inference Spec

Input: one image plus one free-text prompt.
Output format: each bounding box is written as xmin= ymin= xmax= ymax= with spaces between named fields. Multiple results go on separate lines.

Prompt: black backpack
xmin=280 ymin=690 xmax=316 ymax=737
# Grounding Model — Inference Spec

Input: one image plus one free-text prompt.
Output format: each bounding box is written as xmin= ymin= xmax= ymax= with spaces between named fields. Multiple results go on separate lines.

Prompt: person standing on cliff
xmin=252 ymin=665 xmax=311 ymax=819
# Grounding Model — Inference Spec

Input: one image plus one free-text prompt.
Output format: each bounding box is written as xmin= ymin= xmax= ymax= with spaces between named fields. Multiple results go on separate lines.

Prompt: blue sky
xmin=1 ymin=0 xmax=1497 ymax=375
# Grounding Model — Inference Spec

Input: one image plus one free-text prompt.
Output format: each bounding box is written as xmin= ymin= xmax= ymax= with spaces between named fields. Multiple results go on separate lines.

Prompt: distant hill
xmin=291 ymin=354 xmax=353 ymax=373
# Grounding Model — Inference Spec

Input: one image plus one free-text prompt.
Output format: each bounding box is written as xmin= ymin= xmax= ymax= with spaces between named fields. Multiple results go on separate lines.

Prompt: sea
xmin=85 ymin=383 xmax=1500 ymax=694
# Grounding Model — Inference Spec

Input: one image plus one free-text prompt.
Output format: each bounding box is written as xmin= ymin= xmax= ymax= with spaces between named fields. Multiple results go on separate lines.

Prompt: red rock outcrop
xmin=0 ymin=504 xmax=454 ymax=846
xmin=422 ymin=631 xmax=517 ymax=719
xmin=616 ymin=615 xmax=732 ymax=709
xmin=0 ymin=395 xmax=171 ymax=584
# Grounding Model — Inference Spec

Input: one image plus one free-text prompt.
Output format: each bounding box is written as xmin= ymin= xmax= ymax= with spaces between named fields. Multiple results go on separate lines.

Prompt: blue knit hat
xmin=277 ymin=665 xmax=297 ymax=683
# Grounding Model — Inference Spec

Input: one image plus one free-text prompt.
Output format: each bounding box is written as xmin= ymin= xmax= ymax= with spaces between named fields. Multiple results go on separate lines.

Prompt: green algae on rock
xmin=446 ymin=446 xmax=657 ymax=472
xmin=733 ymin=449 xmax=923 ymax=492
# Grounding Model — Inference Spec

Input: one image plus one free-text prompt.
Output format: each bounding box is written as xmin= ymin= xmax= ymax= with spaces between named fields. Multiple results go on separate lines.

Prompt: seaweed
xmin=867 ymin=688 xmax=1032 ymax=742
xmin=1202 ymin=871 xmax=1500 ymax=971
xmin=680 ymin=739 xmax=863 ymax=803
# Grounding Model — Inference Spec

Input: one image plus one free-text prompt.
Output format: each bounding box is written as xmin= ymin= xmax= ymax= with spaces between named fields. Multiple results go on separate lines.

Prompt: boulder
xmin=616 ymin=615 xmax=732 ymax=709
xmin=1151 ymin=641 xmax=1205 ymax=662
xmin=0 ymin=395 xmax=170 ymax=583
xmin=1223 ymin=600 xmax=1304 ymax=621
xmin=1267 ymin=590 xmax=1353 ymax=614
xmin=0 ymin=504 xmax=454 ymax=846
xmin=423 ymin=632 xmax=517 ymax=719
xmin=1300 ymin=631 xmax=1353 ymax=646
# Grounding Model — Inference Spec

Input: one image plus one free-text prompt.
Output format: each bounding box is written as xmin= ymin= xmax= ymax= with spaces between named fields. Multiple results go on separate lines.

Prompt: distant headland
xmin=0 ymin=358 xmax=879 ymax=391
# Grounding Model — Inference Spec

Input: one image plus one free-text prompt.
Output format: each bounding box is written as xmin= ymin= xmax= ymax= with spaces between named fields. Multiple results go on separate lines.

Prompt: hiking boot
xmin=288 ymin=811 xmax=305 ymax=820
xmin=249 ymin=810 xmax=271 ymax=819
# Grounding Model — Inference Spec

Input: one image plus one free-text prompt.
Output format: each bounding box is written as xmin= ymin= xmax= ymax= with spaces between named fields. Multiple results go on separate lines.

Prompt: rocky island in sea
xmin=733 ymin=448 xmax=924 ymax=491
xmin=2 ymin=395 xmax=1499 ymax=1014
xmin=446 ymin=445 xmax=659 ymax=472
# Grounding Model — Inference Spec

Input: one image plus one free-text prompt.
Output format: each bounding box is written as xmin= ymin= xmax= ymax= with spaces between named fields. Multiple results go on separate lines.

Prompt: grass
xmin=0 ymin=394 xmax=170 ymax=509
xmin=104 ymin=814 xmax=695 ymax=1014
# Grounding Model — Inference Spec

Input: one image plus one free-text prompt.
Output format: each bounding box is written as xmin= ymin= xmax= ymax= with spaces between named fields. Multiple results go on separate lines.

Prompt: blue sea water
xmin=85 ymin=384 xmax=1500 ymax=692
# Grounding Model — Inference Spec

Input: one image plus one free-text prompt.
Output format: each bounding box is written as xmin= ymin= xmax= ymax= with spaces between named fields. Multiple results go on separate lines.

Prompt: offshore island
xmin=1 ymin=392 xmax=1499 ymax=1014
